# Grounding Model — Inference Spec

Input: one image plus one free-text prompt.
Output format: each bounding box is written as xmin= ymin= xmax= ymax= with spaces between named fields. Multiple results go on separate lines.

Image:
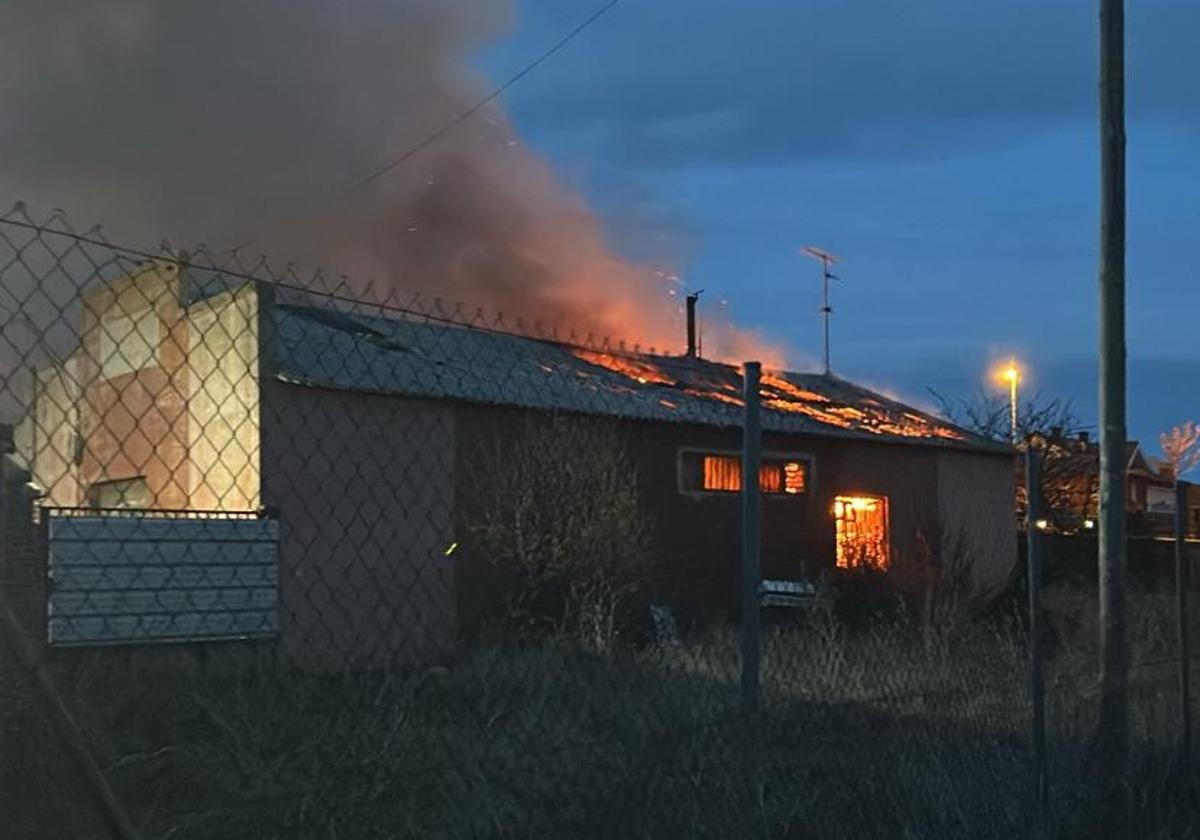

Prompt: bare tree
xmin=1158 ymin=420 xmax=1200 ymax=480
xmin=928 ymin=388 xmax=1085 ymax=443
xmin=931 ymin=388 xmax=1099 ymax=530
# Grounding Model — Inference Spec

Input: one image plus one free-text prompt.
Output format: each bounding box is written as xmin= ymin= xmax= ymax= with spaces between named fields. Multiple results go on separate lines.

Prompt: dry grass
xmin=5 ymin=593 xmax=1200 ymax=839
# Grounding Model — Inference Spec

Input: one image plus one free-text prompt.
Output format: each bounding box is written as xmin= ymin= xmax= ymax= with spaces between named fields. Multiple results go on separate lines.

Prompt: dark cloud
xmin=0 ymin=0 xmax=510 ymax=251
xmin=505 ymin=0 xmax=1200 ymax=169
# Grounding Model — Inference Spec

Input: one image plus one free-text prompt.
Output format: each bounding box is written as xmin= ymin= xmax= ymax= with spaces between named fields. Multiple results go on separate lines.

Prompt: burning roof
xmin=273 ymin=302 xmax=1005 ymax=452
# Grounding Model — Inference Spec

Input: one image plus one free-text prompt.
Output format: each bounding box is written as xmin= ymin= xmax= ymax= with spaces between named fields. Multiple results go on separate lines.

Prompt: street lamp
xmin=1001 ymin=360 xmax=1020 ymax=444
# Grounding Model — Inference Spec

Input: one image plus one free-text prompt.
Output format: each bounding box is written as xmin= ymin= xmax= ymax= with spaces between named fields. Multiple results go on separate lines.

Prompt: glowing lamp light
xmin=1084 ymin=519 xmax=1095 ymax=530
xmin=992 ymin=359 xmax=1022 ymax=387
xmin=1035 ymin=519 xmax=1050 ymax=531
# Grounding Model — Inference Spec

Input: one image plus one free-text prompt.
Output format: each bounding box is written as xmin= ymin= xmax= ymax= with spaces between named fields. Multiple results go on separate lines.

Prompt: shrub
xmin=464 ymin=414 xmax=652 ymax=650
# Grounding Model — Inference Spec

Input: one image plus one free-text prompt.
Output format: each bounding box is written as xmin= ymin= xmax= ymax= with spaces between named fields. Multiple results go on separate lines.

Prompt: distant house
xmin=1022 ymin=429 xmax=1195 ymax=538
xmin=12 ymin=259 xmax=1017 ymax=664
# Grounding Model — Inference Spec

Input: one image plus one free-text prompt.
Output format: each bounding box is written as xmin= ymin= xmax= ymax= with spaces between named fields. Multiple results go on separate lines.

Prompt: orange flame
xmin=572 ymin=350 xmax=676 ymax=386
xmin=568 ymin=348 xmax=965 ymax=442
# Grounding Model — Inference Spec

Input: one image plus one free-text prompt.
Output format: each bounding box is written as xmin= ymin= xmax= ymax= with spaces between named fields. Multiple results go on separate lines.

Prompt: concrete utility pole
xmin=1025 ymin=447 xmax=1048 ymax=812
xmin=1176 ymin=481 xmax=1192 ymax=771
xmin=1096 ymin=0 xmax=1129 ymax=817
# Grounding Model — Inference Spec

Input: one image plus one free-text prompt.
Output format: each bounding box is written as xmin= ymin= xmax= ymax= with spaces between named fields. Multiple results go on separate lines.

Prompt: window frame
xmin=833 ymin=492 xmax=891 ymax=571
xmin=88 ymin=476 xmax=151 ymax=510
xmin=677 ymin=447 xmax=815 ymax=500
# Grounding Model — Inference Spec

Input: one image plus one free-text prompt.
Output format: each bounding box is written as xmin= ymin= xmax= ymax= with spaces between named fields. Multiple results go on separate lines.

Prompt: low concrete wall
xmin=45 ymin=512 xmax=278 ymax=645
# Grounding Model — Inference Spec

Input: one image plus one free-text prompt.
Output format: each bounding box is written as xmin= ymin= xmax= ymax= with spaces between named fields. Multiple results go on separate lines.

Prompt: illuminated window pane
xmin=700 ymin=455 xmax=807 ymax=495
xmin=783 ymin=462 xmax=806 ymax=494
xmin=703 ymin=455 xmax=742 ymax=491
xmin=89 ymin=477 xmax=150 ymax=509
xmin=759 ymin=464 xmax=782 ymax=493
xmin=834 ymin=494 xmax=889 ymax=570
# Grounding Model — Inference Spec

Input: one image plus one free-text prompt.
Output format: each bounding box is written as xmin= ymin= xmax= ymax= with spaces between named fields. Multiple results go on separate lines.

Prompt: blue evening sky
xmin=477 ymin=0 xmax=1198 ymax=447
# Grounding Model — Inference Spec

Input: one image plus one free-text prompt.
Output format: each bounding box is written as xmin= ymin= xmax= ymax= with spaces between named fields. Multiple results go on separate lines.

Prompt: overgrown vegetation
xmin=464 ymin=415 xmax=653 ymax=650
xmin=6 ymin=416 xmax=1199 ymax=838
xmin=7 ymin=593 xmax=1200 ymax=839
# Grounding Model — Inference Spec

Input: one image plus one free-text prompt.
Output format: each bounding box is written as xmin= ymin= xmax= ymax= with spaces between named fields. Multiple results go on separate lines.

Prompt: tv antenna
xmin=801 ymin=246 xmax=840 ymax=375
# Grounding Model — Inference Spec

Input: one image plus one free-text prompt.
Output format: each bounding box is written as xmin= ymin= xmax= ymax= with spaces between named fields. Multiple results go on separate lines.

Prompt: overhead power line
xmin=343 ymin=0 xmax=622 ymax=198
xmin=236 ymin=0 xmax=622 ymax=251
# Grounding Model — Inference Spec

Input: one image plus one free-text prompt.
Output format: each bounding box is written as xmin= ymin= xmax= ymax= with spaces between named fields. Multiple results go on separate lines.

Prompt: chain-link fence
xmin=1 ymin=203 xmax=1198 ymax=839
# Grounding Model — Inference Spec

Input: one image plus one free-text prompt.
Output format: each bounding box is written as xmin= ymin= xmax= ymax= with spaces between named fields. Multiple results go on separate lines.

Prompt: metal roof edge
xmin=270 ymin=369 xmax=1015 ymax=455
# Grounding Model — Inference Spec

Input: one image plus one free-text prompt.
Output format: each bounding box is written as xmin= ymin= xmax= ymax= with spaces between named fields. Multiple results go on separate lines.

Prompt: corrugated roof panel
xmin=271 ymin=304 xmax=1007 ymax=453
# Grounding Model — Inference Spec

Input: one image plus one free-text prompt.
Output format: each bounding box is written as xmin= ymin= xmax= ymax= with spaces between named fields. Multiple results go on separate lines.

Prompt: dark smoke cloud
xmin=0 ymin=0 xmax=780 ymax=359
xmin=1 ymin=1 xmax=508 ymax=250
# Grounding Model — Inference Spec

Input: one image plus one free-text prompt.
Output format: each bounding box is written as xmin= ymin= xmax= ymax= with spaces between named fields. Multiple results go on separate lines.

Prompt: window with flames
xmin=833 ymin=494 xmax=889 ymax=570
xmin=683 ymin=453 xmax=808 ymax=495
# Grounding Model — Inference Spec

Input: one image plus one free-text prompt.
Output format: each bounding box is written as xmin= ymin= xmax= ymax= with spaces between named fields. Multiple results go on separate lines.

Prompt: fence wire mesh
xmin=0 ymin=203 xmax=1198 ymax=840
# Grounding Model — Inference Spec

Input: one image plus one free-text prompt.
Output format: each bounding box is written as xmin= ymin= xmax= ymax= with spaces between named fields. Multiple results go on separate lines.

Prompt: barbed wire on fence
xmin=0 ymin=202 xmax=702 ymax=361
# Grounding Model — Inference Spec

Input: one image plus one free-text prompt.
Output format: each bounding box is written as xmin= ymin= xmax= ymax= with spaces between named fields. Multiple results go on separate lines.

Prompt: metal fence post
xmin=1176 ymin=479 xmax=1192 ymax=771
xmin=741 ymin=361 xmax=762 ymax=712
xmin=1025 ymin=445 xmax=1047 ymax=812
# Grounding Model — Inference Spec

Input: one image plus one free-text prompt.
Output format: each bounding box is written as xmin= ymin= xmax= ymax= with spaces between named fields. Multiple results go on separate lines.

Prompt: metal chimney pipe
xmin=686 ymin=293 xmax=699 ymax=357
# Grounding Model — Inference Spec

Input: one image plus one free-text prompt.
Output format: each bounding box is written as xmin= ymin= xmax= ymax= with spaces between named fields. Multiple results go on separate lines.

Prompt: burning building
xmin=13 ymin=260 xmax=1016 ymax=661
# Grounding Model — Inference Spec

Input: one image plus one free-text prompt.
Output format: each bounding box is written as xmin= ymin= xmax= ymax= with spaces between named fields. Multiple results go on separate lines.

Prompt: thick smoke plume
xmin=0 ymin=0 xmax=783 ymax=362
